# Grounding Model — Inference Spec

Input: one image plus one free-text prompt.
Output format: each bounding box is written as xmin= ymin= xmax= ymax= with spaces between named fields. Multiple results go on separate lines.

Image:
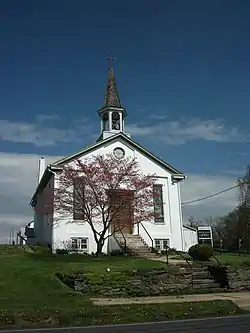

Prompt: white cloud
xmin=35 ymin=114 xmax=59 ymax=122
xmin=181 ymin=174 xmax=239 ymax=223
xmin=128 ymin=118 xmax=248 ymax=144
xmin=0 ymin=152 xmax=240 ymax=243
xmin=0 ymin=153 xmax=62 ymax=243
xmin=1 ymin=116 xmax=246 ymax=147
xmin=0 ymin=118 xmax=94 ymax=146
xmin=224 ymin=169 xmax=245 ymax=177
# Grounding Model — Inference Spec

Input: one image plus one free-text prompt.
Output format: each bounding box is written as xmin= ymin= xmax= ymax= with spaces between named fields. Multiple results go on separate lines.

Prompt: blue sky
xmin=0 ymin=0 xmax=250 ymax=241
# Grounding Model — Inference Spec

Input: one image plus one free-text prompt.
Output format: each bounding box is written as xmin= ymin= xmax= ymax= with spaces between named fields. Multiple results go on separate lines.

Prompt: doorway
xmin=109 ymin=189 xmax=134 ymax=234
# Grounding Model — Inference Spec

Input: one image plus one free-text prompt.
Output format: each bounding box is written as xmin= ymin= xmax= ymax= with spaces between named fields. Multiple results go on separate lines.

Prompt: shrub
xmin=151 ymin=247 xmax=159 ymax=254
xmin=110 ymin=249 xmax=124 ymax=256
xmin=208 ymin=264 xmax=229 ymax=288
xmin=56 ymin=249 xmax=68 ymax=255
xmin=188 ymin=244 xmax=213 ymax=261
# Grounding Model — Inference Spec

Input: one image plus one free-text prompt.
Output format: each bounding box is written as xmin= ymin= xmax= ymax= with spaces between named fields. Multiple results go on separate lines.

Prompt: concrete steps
xmin=190 ymin=266 xmax=225 ymax=292
xmin=114 ymin=233 xmax=157 ymax=258
xmin=176 ymin=262 xmax=226 ymax=292
xmin=115 ymin=234 xmax=226 ymax=293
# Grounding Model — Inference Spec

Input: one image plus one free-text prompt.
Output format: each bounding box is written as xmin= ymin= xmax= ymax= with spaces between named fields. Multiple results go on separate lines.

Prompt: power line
xmin=181 ymin=183 xmax=241 ymax=206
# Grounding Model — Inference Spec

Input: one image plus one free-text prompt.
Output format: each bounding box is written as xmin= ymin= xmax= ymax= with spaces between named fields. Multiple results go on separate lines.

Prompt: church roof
xmin=52 ymin=132 xmax=185 ymax=176
xmin=183 ymin=225 xmax=197 ymax=232
xmin=30 ymin=133 xmax=184 ymax=207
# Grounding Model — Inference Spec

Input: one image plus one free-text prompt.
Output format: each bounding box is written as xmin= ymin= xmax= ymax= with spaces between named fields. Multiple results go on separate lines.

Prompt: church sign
xmin=197 ymin=226 xmax=213 ymax=247
xmin=198 ymin=230 xmax=211 ymax=239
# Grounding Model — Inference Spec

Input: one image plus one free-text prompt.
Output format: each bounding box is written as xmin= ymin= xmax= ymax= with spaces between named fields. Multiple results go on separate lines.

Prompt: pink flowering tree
xmin=53 ymin=154 xmax=156 ymax=255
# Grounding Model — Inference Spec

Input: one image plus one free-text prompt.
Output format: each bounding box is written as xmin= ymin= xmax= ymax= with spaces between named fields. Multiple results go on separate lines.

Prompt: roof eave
xmin=183 ymin=225 xmax=197 ymax=232
xmin=97 ymin=106 xmax=127 ymax=117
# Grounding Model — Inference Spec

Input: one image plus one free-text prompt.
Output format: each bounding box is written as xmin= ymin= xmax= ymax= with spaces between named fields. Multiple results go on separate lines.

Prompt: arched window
xmin=112 ymin=112 xmax=120 ymax=130
xmin=102 ymin=113 xmax=109 ymax=131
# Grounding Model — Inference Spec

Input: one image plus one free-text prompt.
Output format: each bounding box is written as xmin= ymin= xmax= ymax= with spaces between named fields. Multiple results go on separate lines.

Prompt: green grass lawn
xmin=0 ymin=246 xmax=244 ymax=328
xmin=212 ymin=252 xmax=250 ymax=266
xmin=0 ymin=247 xmax=166 ymax=311
xmin=169 ymin=252 xmax=250 ymax=267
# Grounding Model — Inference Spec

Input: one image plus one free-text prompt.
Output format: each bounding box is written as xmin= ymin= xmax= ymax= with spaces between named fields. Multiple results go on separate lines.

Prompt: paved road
xmin=0 ymin=315 xmax=250 ymax=333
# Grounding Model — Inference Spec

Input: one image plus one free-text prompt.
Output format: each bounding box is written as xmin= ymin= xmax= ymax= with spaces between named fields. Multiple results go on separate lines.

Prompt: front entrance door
xmin=109 ymin=189 xmax=134 ymax=234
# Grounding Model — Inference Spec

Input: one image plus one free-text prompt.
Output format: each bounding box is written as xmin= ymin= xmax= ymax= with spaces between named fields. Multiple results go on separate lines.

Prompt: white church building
xmin=28 ymin=61 xmax=198 ymax=255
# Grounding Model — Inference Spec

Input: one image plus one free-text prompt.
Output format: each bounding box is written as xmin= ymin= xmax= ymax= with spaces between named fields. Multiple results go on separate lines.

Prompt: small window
xmin=155 ymin=239 xmax=161 ymax=250
xmin=80 ymin=238 xmax=88 ymax=250
xmin=154 ymin=238 xmax=170 ymax=251
xmin=162 ymin=239 xmax=170 ymax=250
xmin=71 ymin=237 xmax=88 ymax=251
xmin=71 ymin=238 xmax=78 ymax=250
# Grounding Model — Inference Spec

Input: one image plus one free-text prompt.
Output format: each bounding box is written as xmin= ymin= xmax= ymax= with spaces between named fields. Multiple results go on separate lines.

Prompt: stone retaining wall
xmin=56 ymin=268 xmax=193 ymax=297
xmin=227 ymin=266 xmax=250 ymax=290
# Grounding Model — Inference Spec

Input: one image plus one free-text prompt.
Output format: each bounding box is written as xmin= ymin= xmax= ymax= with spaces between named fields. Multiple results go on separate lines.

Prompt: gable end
xmin=52 ymin=133 xmax=185 ymax=176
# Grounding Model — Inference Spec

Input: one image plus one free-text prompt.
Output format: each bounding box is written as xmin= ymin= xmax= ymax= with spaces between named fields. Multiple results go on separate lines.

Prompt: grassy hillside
xmin=0 ymin=245 xmax=243 ymax=327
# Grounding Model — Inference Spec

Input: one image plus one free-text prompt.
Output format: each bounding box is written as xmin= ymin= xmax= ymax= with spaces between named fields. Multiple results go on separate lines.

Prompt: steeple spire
xmin=97 ymin=55 xmax=130 ymax=142
xmin=103 ymin=54 xmax=122 ymax=108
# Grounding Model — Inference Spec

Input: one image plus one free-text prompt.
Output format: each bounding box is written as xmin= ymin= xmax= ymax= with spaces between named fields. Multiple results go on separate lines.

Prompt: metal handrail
xmin=166 ymin=246 xmax=194 ymax=289
xmin=209 ymin=254 xmax=229 ymax=288
xmin=118 ymin=228 xmax=127 ymax=253
xmin=139 ymin=222 xmax=154 ymax=250
xmin=211 ymin=254 xmax=223 ymax=267
xmin=112 ymin=233 xmax=124 ymax=253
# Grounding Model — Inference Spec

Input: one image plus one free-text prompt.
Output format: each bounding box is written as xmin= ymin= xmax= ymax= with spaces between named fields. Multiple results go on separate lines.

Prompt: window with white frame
xmin=154 ymin=238 xmax=170 ymax=251
xmin=71 ymin=237 xmax=88 ymax=251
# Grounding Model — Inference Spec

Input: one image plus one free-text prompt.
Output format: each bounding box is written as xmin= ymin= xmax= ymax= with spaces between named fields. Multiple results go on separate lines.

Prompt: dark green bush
xmin=110 ymin=249 xmax=124 ymax=256
xmin=188 ymin=244 xmax=213 ymax=261
xmin=151 ymin=247 xmax=159 ymax=254
xmin=208 ymin=264 xmax=228 ymax=288
xmin=56 ymin=249 xmax=68 ymax=255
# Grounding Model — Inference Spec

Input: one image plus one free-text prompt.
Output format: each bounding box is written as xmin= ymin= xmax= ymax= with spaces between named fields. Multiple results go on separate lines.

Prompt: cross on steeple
xmin=108 ymin=53 xmax=116 ymax=67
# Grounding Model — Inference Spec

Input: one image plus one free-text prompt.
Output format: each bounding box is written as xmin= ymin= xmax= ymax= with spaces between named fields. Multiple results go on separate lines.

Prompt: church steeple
xmin=97 ymin=55 xmax=129 ymax=141
xmin=103 ymin=56 xmax=122 ymax=108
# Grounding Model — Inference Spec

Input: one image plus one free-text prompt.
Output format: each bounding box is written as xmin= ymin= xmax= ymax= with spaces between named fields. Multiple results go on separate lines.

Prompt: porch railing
xmin=114 ymin=228 xmax=127 ymax=253
xmin=112 ymin=233 xmax=124 ymax=253
xmin=165 ymin=245 xmax=194 ymax=289
xmin=138 ymin=222 xmax=194 ymax=289
xmin=138 ymin=222 xmax=154 ymax=250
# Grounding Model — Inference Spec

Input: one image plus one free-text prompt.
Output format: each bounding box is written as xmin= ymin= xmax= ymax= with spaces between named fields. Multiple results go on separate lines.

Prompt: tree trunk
xmin=96 ymin=238 xmax=104 ymax=256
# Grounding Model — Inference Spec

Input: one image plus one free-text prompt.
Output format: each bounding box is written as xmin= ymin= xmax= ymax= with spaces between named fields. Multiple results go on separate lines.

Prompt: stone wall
xmin=56 ymin=268 xmax=193 ymax=297
xmin=227 ymin=266 xmax=250 ymax=290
